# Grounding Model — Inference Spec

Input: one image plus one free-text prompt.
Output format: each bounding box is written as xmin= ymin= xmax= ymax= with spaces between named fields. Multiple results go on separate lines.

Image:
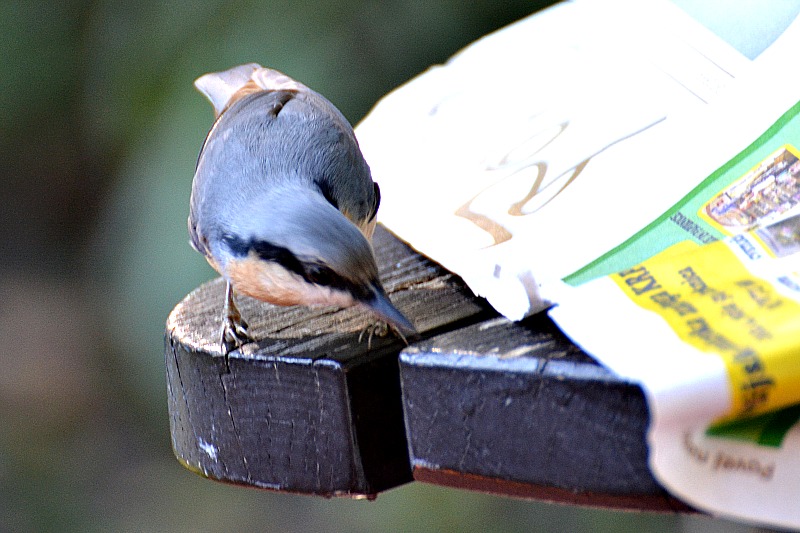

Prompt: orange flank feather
xmin=225 ymin=253 xmax=356 ymax=308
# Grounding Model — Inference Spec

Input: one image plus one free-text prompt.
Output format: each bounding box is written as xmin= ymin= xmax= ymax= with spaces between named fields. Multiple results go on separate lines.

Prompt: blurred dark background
xmin=0 ymin=1 xmax=767 ymax=531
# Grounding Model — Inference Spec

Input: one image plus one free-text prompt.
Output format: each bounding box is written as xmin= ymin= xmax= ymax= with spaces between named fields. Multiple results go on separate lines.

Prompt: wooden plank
xmin=399 ymin=314 xmax=695 ymax=512
xmin=167 ymin=223 xmax=696 ymax=510
xmin=165 ymin=225 xmax=496 ymax=497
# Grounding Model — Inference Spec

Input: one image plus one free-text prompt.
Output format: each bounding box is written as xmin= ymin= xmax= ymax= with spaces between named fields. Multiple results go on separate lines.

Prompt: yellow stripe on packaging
xmin=612 ymin=239 xmax=800 ymax=421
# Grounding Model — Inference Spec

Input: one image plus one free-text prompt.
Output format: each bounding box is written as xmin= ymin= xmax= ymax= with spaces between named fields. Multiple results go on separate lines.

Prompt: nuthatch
xmin=188 ymin=63 xmax=414 ymax=352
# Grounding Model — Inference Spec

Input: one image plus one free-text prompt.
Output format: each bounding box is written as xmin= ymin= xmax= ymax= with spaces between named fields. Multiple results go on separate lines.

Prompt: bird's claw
xmin=219 ymin=314 xmax=253 ymax=354
xmin=358 ymin=320 xmax=408 ymax=349
xmin=219 ymin=281 xmax=253 ymax=354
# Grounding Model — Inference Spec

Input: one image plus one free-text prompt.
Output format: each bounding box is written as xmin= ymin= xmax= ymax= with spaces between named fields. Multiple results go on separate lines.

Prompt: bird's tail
xmin=194 ymin=63 xmax=261 ymax=116
xmin=194 ymin=63 xmax=310 ymax=117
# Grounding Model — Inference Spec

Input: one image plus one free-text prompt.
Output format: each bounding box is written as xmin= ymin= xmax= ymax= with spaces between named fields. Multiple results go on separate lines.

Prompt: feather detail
xmin=250 ymin=67 xmax=309 ymax=94
xmin=194 ymin=63 xmax=262 ymax=116
xmin=194 ymin=64 xmax=311 ymax=118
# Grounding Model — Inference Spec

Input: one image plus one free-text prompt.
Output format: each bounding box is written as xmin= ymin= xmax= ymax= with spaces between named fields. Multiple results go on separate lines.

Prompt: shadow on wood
xmin=165 ymin=225 xmax=494 ymax=497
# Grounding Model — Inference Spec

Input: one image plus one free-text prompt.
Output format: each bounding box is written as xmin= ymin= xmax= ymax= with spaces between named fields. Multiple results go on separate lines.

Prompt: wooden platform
xmin=165 ymin=225 xmax=692 ymax=510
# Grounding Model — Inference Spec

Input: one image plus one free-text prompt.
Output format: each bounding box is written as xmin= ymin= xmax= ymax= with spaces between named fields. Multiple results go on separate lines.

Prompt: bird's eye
xmin=304 ymin=263 xmax=336 ymax=287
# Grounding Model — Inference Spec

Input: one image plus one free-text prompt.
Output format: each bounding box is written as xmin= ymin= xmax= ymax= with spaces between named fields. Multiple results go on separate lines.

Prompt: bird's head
xmin=211 ymin=188 xmax=415 ymax=333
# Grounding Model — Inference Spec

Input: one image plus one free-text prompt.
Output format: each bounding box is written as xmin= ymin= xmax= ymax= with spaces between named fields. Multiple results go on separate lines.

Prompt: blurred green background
xmin=0 ymin=1 xmax=770 ymax=531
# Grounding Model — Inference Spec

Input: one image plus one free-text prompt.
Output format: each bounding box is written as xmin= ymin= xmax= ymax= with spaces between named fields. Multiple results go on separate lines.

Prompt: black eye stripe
xmin=220 ymin=233 xmax=250 ymax=256
xmin=302 ymin=262 xmax=372 ymax=301
xmin=222 ymin=234 xmax=304 ymax=276
xmin=221 ymin=234 xmax=372 ymax=301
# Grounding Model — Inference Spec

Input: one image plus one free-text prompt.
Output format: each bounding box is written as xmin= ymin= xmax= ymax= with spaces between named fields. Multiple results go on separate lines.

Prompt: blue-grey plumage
xmin=188 ymin=64 xmax=414 ymax=351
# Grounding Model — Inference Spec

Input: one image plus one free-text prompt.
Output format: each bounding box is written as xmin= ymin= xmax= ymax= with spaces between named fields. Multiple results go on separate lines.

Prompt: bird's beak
xmin=364 ymin=286 xmax=416 ymax=334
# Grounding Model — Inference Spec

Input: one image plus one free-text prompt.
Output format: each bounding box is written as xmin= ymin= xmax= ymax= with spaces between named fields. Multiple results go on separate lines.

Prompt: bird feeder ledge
xmin=165 ymin=225 xmax=694 ymax=511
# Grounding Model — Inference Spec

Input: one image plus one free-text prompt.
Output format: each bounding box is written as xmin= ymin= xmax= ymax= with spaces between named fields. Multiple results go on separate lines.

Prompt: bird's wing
xmin=192 ymin=65 xmax=381 ymax=242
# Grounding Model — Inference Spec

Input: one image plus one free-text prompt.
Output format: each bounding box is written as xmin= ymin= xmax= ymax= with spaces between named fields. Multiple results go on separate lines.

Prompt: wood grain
xmin=165 ymin=225 xmax=495 ymax=497
xmin=399 ymin=313 xmax=694 ymax=511
xmin=166 ymin=224 xmax=694 ymax=511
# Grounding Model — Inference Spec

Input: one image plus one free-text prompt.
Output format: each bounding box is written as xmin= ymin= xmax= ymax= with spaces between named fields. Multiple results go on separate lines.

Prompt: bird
xmin=188 ymin=63 xmax=415 ymax=352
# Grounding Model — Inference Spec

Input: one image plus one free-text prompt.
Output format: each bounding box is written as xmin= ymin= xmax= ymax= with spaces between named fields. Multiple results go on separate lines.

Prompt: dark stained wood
xmin=166 ymin=224 xmax=695 ymax=511
xmin=165 ymin=225 xmax=496 ymax=497
xmin=413 ymin=468 xmax=694 ymax=512
xmin=399 ymin=313 xmax=694 ymax=511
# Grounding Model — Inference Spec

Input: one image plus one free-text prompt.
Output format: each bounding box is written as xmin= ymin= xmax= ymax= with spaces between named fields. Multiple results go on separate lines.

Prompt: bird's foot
xmin=219 ymin=281 xmax=253 ymax=354
xmin=219 ymin=313 xmax=253 ymax=354
xmin=358 ymin=320 xmax=409 ymax=349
